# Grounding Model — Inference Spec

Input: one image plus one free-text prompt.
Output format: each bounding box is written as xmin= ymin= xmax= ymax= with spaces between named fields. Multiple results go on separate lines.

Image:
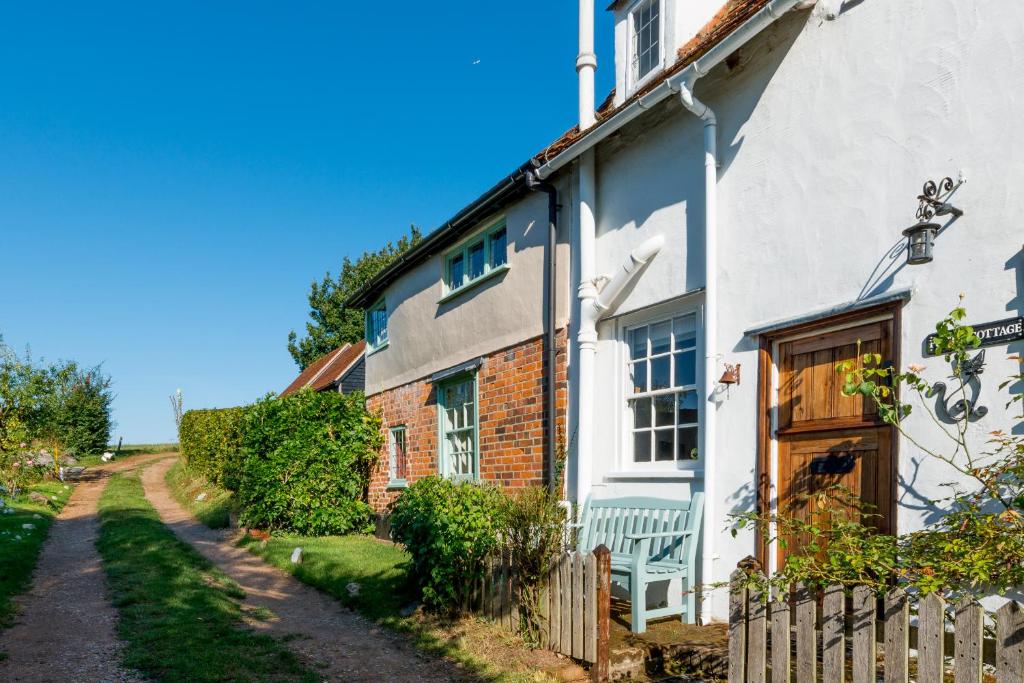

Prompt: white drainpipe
xmin=676 ymin=77 xmax=719 ymax=621
xmin=577 ymin=234 xmax=666 ymax=507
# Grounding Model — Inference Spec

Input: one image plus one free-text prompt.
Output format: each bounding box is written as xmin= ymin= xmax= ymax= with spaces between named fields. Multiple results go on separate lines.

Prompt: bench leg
xmin=631 ymin=576 xmax=646 ymax=634
xmin=683 ymin=577 xmax=695 ymax=625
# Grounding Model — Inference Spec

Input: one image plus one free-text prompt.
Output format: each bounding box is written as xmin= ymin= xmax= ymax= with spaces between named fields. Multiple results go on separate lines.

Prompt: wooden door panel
xmin=774 ymin=318 xmax=895 ymax=571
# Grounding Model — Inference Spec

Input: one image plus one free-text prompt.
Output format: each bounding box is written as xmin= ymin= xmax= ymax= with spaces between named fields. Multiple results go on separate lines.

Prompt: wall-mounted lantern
xmin=903 ymin=176 xmax=964 ymax=265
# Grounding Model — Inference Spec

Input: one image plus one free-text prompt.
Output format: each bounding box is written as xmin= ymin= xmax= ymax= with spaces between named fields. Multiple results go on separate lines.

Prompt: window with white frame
xmin=366 ymin=298 xmax=388 ymax=350
xmin=438 ymin=375 xmax=477 ymax=480
xmin=388 ymin=426 xmax=408 ymax=485
xmin=626 ymin=313 xmax=699 ymax=464
xmin=444 ymin=221 xmax=508 ymax=295
xmin=631 ymin=0 xmax=661 ymax=85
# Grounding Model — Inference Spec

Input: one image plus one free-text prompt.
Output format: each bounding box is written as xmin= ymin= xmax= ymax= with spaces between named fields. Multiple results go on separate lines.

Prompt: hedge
xmin=236 ymin=390 xmax=382 ymax=535
xmin=178 ymin=407 xmax=245 ymax=489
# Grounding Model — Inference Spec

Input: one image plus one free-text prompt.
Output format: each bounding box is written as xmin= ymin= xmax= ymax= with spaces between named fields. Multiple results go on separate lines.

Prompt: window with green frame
xmin=437 ymin=374 xmax=477 ymax=480
xmin=365 ymin=299 xmax=388 ymax=350
xmin=444 ymin=221 xmax=508 ymax=294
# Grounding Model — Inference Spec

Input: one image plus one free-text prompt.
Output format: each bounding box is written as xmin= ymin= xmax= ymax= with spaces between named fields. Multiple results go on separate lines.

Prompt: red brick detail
xmin=366 ymin=329 xmax=568 ymax=513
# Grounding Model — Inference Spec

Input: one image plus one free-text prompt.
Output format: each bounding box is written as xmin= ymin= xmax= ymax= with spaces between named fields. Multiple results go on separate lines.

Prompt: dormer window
xmin=630 ymin=0 xmax=661 ymax=86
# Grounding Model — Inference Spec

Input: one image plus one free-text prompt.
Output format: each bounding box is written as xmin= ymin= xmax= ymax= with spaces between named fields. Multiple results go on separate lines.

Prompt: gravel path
xmin=140 ymin=456 xmax=472 ymax=683
xmin=0 ymin=455 xmax=164 ymax=683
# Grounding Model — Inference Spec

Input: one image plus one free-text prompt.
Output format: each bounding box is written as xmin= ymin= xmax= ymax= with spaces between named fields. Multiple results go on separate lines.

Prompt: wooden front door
xmin=774 ymin=319 xmax=896 ymax=570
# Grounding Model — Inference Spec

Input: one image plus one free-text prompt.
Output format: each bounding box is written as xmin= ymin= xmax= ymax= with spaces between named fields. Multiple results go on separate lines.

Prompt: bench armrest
xmin=624 ymin=530 xmax=694 ymax=540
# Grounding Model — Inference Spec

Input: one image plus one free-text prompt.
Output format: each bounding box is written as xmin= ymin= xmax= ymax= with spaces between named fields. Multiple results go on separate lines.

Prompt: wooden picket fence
xmin=471 ymin=545 xmax=612 ymax=681
xmin=729 ymin=569 xmax=1024 ymax=683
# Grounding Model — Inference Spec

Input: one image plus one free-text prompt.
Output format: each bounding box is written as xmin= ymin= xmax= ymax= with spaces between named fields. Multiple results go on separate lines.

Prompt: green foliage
xmin=178 ymin=407 xmax=246 ymax=489
xmin=287 ymin=226 xmax=422 ymax=369
xmin=38 ymin=362 xmax=114 ymax=458
xmin=501 ymin=487 xmax=566 ymax=645
xmin=166 ymin=459 xmax=236 ymax=529
xmin=236 ymin=390 xmax=381 ymax=535
xmin=389 ymin=476 xmax=505 ymax=611
xmin=96 ymin=471 xmax=316 ymax=682
xmin=733 ymin=301 xmax=1024 ymax=597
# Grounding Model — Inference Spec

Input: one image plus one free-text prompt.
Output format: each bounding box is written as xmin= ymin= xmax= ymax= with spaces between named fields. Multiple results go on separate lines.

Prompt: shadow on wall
xmin=1005 ymin=247 xmax=1024 ymax=435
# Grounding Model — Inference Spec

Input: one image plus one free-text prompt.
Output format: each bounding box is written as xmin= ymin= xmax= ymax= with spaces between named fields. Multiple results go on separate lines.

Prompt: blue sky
xmin=0 ymin=2 xmax=614 ymax=443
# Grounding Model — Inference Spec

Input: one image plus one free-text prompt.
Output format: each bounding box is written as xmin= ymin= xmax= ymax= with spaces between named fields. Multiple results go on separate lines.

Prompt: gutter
xmin=534 ymin=0 xmax=802 ymax=181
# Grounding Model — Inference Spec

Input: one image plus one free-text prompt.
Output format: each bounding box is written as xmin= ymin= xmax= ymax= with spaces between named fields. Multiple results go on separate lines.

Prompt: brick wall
xmin=366 ymin=329 xmax=568 ymax=514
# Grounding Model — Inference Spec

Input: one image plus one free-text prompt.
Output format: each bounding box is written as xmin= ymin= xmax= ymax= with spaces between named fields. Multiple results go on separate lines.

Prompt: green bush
xmin=236 ymin=390 xmax=380 ymax=535
xmin=179 ymin=407 xmax=245 ymax=488
xmin=389 ymin=476 xmax=505 ymax=611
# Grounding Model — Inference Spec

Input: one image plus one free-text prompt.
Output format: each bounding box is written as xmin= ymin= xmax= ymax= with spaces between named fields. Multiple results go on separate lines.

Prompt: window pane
xmin=654 ymin=428 xmax=674 ymax=461
xmin=449 ymin=255 xmax=464 ymax=289
xmin=490 ymin=228 xmax=507 ymax=268
xmin=650 ymin=321 xmax=671 ymax=355
xmin=654 ymin=394 xmax=674 ymax=427
xmin=469 ymin=241 xmax=485 ymax=279
xmin=678 ymin=426 xmax=699 ymax=461
xmin=632 ymin=397 xmax=651 ymax=429
xmin=629 ymin=327 xmax=647 ymax=360
xmin=633 ymin=431 xmax=651 ymax=462
xmin=674 ymin=315 xmax=697 ymax=350
xmin=630 ymin=361 xmax=647 ymax=394
xmin=677 ymin=391 xmax=698 ymax=425
xmin=650 ymin=356 xmax=670 ymax=391
xmin=674 ymin=350 xmax=696 ymax=387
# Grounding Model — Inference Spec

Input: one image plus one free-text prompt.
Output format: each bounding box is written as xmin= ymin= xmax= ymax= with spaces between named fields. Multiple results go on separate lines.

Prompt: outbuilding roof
xmin=280 ymin=340 xmax=366 ymax=397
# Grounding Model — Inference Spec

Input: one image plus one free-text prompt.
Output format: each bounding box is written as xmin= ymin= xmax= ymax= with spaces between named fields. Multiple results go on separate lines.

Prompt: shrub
xmin=179 ymin=407 xmax=245 ymax=488
xmin=502 ymin=487 xmax=566 ymax=644
xmin=236 ymin=390 xmax=381 ymax=535
xmin=389 ymin=476 xmax=505 ymax=611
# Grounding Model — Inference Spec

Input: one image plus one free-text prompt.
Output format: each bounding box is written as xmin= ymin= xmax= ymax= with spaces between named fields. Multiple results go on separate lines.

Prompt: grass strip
xmin=0 ymin=480 xmax=73 ymax=628
xmin=166 ymin=458 xmax=235 ymax=529
xmin=242 ymin=533 xmax=553 ymax=682
xmin=76 ymin=442 xmax=178 ymax=468
xmin=97 ymin=471 xmax=317 ymax=682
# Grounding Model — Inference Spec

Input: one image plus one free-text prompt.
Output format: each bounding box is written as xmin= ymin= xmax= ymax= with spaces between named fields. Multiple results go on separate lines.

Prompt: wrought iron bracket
xmin=916 ymin=176 xmax=965 ymax=221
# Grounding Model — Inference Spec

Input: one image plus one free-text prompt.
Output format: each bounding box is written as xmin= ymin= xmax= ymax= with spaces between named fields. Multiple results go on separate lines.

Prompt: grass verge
xmin=97 ymin=471 xmax=316 ymax=682
xmin=241 ymin=533 xmax=561 ymax=682
xmin=0 ymin=480 xmax=73 ymax=629
xmin=166 ymin=458 xmax=235 ymax=528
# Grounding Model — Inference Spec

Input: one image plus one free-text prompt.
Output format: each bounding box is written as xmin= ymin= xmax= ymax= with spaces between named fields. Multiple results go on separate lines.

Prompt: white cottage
xmin=533 ymin=0 xmax=1024 ymax=622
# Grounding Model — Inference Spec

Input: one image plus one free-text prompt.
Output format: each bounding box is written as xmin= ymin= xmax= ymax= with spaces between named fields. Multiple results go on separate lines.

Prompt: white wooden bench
xmin=576 ymin=494 xmax=703 ymax=633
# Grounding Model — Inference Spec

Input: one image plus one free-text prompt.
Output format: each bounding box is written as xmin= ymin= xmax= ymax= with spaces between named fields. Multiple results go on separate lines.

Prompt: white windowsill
xmin=438 ymin=264 xmax=510 ymax=305
xmin=603 ymin=469 xmax=704 ymax=481
xmin=366 ymin=340 xmax=389 ymax=357
xmin=386 ymin=479 xmax=408 ymax=491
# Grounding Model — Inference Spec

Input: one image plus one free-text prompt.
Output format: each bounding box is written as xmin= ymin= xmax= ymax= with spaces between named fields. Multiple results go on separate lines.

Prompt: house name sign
xmin=925 ymin=316 xmax=1024 ymax=356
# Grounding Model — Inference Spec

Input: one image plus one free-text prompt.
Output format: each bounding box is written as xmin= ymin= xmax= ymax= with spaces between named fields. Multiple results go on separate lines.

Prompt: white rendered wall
xmin=586 ymin=0 xmax=1024 ymax=621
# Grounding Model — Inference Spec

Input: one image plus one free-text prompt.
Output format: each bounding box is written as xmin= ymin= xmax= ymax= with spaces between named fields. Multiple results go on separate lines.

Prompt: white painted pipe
xmin=578 ymin=0 xmax=597 ymax=131
xmin=594 ymin=235 xmax=665 ymax=314
xmin=678 ymin=79 xmax=719 ymax=622
xmin=576 ymin=149 xmax=598 ymax=507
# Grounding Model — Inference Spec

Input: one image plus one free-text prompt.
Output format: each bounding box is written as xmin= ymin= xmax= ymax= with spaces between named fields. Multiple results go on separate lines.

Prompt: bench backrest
xmin=576 ymin=494 xmax=704 ymax=566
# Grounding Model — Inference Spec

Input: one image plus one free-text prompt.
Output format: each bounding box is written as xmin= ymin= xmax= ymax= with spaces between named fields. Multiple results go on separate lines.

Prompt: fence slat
xmin=995 ymin=602 xmax=1024 ymax=683
xmin=822 ymin=584 xmax=846 ymax=683
xmin=771 ymin=586 xmax=790 ymax=683
xmin=548 ymin=558 xmax=561 ymax=651
xmin=592 ymin=545 xmax=611 ymax=683
xmin=747 ymin=574 xmax=767 ymax=683
xmin=729 ymin=569 xmax=748 ymax=683
xmin=955 ymin=598 xmax=983 ymax=683
xmin=510 ymin=554 xmax=519 ymax=631
xmin=884 ymin=588 xmax=909 ymax=683
xmin=796 ymin=583 xmax=817 ymax=683
xmin=585 ymin=550 xmax=597 ymax=663
xmin=852 ymin=586 xmax=876 ymax=683
xmin=918 ymin=593 xmax=946 ymax=683
xmin=560 ymin=553 xmax=572 ymax=656
xmin=572 ymin=551 xmax=584 ymax=660
xmin=502 ymin=551 xmax=512 ymax=629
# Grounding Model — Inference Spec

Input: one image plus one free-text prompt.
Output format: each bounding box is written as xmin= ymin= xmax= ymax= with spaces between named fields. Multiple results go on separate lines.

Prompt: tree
xmin=35 ymin=361 xmax=114 ymax=474
xmin=0 ymin=341 xmax=46 ymax=453
xmin=287 ymin=226 xmax=422 ymax=369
